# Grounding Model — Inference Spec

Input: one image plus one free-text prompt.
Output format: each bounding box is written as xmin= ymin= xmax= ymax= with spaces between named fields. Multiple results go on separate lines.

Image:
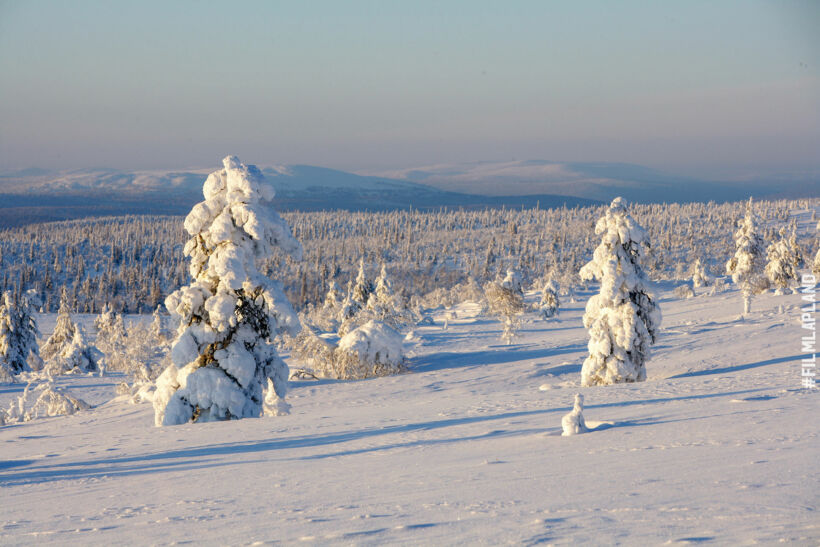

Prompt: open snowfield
xmin=0 ymin=282 xmax=820 ymax=545
xmin=1 ymin=282 xmax=818 ymax=545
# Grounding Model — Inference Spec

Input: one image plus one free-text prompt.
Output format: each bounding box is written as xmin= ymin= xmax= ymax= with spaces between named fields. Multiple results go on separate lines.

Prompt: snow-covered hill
xmin=1 ymin=282 xmax=816 ymax=544
xmin=0 ymin=164 xmax=597 ymax=227
xmin=370 ymin=160 xmax=820 ymax=203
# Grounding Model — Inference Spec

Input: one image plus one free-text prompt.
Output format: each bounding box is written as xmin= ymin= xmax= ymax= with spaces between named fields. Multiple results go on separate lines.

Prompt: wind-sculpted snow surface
xmin=154 ymin=156 xmax=302 ymax=426
xmin=579 ymin=197 xmax=661 ymax=386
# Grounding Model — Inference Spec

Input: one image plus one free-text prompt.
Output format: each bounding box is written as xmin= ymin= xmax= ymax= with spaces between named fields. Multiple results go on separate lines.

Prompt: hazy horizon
xmin=1 ymin=1 xmax=818 ymax=178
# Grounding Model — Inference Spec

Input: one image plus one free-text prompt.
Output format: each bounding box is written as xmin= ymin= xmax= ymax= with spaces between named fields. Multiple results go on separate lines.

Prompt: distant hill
xmin=2 ymin=159 xmax=816 ymax=227
xmin=0 ymin=164 xmax=596 ymax=228
xmin=370 ymin=160 xmax=820 ymax=204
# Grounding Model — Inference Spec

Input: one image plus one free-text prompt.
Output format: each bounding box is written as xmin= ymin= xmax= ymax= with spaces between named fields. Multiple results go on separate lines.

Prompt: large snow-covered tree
xmin=153 ymin=156 xmax=302 ymax=426
xmin=726 ymin=198 xmax=767 ymax=313
xmin=579 ymin=197 xmax=661 ymax=386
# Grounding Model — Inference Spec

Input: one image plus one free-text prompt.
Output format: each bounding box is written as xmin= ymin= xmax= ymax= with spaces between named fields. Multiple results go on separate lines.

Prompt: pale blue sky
xmin=0 ymin=0 xmax=817 ymax=175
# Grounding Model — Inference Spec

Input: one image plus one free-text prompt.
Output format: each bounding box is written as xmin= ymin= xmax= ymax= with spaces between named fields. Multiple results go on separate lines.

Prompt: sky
xmin=0 ymin=0 xmax=817 ymax=176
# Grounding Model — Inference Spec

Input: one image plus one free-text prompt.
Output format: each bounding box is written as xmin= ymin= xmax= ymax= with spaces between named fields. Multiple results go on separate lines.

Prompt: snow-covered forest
xmin=0 ymin=198 xmax=814 ymax=314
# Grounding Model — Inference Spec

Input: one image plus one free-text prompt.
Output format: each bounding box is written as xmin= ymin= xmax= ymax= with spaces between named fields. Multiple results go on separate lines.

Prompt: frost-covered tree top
xmin=500 ymin=269 xmax=523 ymax=295
xmin=183 ymin=155 xmax=302 ymax=288
xmin=579 ymin=197 xmax=661 ymax=386
xmin=154 ymin=156 xmax=302 ymax=426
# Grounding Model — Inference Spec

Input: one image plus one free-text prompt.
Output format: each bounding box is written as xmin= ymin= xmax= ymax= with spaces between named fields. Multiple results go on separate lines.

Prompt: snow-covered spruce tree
xmin=539 ymin=279 xmax=560 ymax=319
xmin=726 ymin=198 xmax=767 ymax=314
xmin=691 ymin=258 xmax=711 ymax=288
xmin=367 ymin=263 xmax=395 ymax=315
xmin=51 ymin=326 xmax=101 ymax=374
xmin=153 ymin=156 xmax=302 ymax=426
xmin=41 ymin=289 xmax=77 ymax=362
xmin=813 ymin=247 xmax=820 ymax=277
xmin=579 ymin=197 xmax=661 ymax=386
xmin=765 ymin=227 xmax=798 ymax=294
xmin=351 ymin=258 xmax=374 ymax=309
xmin=95 ymin=304 xmax=128 ymax=372
xmin=787 ymin=221 xmax=804 ymax=272
xmin=323 ymin=281 xmax=344 ymax=311
xmin=0 ymin=291 xmax=41 ymax=375
xmin=150 ymin=305 xmax=171 ymax=347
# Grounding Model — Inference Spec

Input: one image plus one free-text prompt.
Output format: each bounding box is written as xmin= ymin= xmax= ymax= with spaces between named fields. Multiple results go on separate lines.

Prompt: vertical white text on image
xmin=801 ymin=274 xmax=816 ymax=389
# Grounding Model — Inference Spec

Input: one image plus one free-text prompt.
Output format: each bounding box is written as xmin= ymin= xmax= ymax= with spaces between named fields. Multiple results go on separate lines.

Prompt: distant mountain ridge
xmin=367 ymin=160 xmax=820 ymax=204
xmin=1 ymin=159 xmax=816 ymax=227
xmin=0 ymin=163 xmax=597 ymax=228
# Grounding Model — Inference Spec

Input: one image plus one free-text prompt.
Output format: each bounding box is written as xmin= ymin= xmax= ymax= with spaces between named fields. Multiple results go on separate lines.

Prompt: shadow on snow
xmin=0 ymin=387 xmax=770 ymax=486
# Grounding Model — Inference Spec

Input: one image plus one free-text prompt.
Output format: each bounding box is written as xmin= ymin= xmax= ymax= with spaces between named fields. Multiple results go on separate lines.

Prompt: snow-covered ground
xmin=1 ymin=283 xmax=817 ymax=545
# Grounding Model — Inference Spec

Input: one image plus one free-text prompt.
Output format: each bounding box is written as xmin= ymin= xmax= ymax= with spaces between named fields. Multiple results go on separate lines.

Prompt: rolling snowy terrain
xmin=1 ymin=282 xmax=817 ymax=545
xmin=371 ymin=160 xmax=820 ymax=203
xmin=4 ymin=160 xmax=818 ymax=228
xmin=0 ymin=165 xmax=596 ymax=228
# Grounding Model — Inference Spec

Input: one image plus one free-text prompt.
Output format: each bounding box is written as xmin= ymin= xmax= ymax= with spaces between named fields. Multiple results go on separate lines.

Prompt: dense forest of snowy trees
xmin=0 ymin=199 xmax=815 ymax=316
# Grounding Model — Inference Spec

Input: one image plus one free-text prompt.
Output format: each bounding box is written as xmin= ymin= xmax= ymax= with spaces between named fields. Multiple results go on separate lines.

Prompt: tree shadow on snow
xmin=0 ymin=387 xmax=771 ymax=486
xmin=669 ymin=354 xmax=812 ymax=379
xmin=412 ymin=344 xmax=586 ymax=373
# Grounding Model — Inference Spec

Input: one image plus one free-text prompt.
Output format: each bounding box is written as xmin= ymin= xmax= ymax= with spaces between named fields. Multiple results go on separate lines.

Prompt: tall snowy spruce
xmin=579 ymin=197 xmax=661 ymax=386
xmin=153 ymin=156 xmax=302 ymax=426
xmin=726 ymin=197 xmax=767 ymax=314
xmin=0 ymin=290 xmax=41 ymax=375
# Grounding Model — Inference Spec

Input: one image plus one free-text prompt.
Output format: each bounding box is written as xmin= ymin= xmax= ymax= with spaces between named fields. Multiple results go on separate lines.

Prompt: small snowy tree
xmin=367 ymin=264 xmax=395 ymax=315
xmin=150 ymin=305 xmax=171 ymax=347
xmin=579 ymin=197 xmax=661 ymax=386
xmin=561 ymin=393 xmax=588 ymax=436
xmin=0 ymin=291 xmax=41 ymax=376
xmin=47 ymin=326 xmax=101 ymax=375
xmin=765 ymin=227 xmax=798 ymax=294
xmin=813 ymin=247 xmax=820 ymax=277
xmin=323 ymin=281 xmax=344 ymax=311
xmin=485 ymin=269 xmax=525 ymax=344
xmin=95 ymin=304 xmax=128 ymax=371
xmin=153 ymin=156 xmax=302 ymax=426
xmin=539 ymin=279 xmax=560 ymax=319
xmin=351 ymin=258 xmax=374 ymax=309
xmin=691 ymin=258 xmax=711 ymax=288
xmin=726 ymin=198 xmax=767 ymax=313
xmin=41 ymin=289 xmax=77 ymax=362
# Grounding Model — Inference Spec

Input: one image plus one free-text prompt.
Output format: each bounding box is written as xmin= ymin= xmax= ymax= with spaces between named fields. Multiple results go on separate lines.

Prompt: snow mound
xmin=336 ymin=320 xmax=405 ymax=379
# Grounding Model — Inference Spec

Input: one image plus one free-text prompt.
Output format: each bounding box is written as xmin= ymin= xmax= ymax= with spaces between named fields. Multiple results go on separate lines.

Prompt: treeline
xmin=0 ymin=199 xmax=814 ymax=314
